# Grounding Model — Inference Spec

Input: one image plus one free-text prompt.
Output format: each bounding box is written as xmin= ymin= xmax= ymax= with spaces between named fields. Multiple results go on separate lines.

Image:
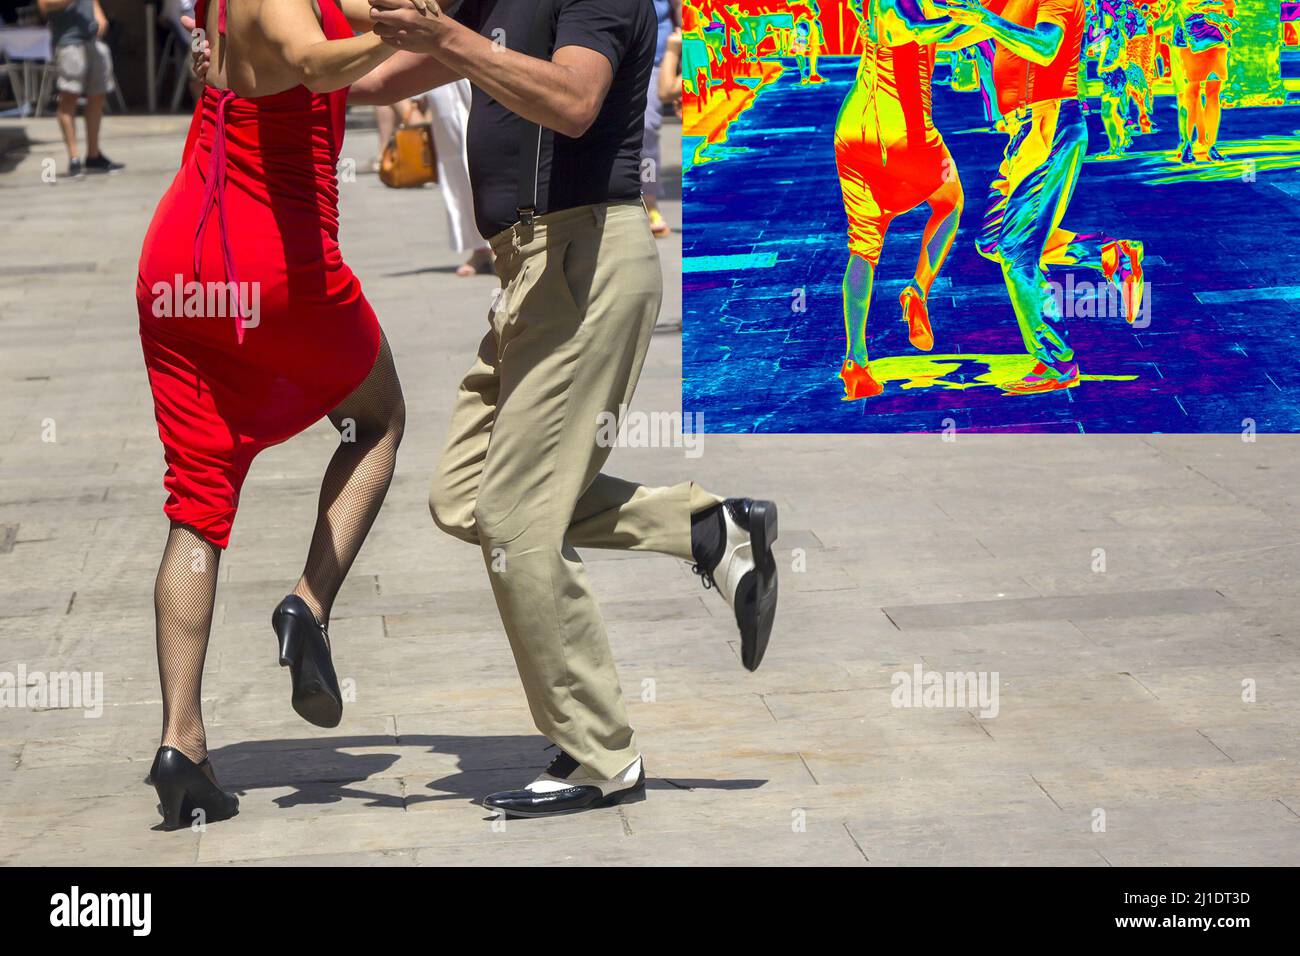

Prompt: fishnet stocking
xmin=155 ymin=522 xmax=221 ymax=763
xmin=292 ymin=333 xmax=405 ymax=627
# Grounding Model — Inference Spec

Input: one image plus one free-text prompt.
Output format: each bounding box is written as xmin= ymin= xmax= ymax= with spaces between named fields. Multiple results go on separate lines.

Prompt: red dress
xmin=136 ymin=0 xmax=380 ymax=549
xmin=834 ymin=41 xmax=950 ymax=264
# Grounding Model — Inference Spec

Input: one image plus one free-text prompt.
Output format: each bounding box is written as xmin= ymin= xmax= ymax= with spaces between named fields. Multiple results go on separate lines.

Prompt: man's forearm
xmin=424 ymin=19 xmax=601 ymax=138
xmin=349 ymin=50 xmax=463 ymax=104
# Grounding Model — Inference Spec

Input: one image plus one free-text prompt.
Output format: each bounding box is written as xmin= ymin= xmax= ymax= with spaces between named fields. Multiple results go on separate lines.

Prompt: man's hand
xmin=180 ymin=15 xmax=212 ymax=84
xmin=369 ymin=0 xmax=452 ymax=53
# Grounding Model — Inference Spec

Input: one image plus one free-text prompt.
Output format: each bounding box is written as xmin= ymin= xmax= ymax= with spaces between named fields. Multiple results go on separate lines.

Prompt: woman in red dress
xmin=136 ymin=0 xmax=406 ymax=828
xmin=835 ymin=0 xmax=965 ymax=400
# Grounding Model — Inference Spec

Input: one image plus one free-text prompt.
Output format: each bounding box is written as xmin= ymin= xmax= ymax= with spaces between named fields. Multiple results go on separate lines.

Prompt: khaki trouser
xmin=429 ymin=200 xmax=720 ymax=778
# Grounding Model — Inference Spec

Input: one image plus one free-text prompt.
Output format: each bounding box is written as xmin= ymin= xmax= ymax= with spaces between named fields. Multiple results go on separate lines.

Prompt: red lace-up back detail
xmin=135 ymin=0 xmax=381 ymax=548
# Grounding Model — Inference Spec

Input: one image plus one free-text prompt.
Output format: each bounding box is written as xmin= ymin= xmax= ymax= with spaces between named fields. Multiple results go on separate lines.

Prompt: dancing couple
xmin=136 ymin=0 xmax=779 ymax=829
xmin=834 ymin=0 xmax=1145 ymax=400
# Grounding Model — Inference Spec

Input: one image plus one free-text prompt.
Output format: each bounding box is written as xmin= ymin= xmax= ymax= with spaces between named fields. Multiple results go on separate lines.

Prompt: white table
xmin=0 ymin=26 xmax=53 ymax=116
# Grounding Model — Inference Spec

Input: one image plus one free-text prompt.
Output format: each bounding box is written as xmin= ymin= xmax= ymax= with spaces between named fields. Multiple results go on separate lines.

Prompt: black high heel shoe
xmin=152 ymin=746 xmax=239 ymax=831
xmin=272 ymin=595 xmax=343 ymax=728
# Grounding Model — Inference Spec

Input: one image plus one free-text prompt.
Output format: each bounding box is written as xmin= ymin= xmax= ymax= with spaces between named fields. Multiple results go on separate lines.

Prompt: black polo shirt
xmin=453 ymin=0 xmax=655 ymax=238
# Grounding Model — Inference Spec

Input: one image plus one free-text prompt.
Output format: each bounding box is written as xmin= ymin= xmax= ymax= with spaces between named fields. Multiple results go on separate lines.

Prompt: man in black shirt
xmin=357 ymin=0 xmax=781 ymax=818
xmin=365 ymin=0 xmax=654 ymax=236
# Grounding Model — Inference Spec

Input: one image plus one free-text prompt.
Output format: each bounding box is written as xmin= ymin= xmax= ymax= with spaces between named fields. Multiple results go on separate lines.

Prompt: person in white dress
xmin=423 ymin=78 xmax=492 ymax=275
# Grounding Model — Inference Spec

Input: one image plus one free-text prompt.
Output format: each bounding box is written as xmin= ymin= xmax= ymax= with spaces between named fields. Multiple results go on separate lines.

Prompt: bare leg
xmin=1182 ymin=81 xmax=1203 ymax=150
xmin=456 ymin=246 xmax=493 ymax=277
xmin=291 ymin=334 xmax=405 ymax=626
xmin=898 ymin=176 xmax=963 ymax=352
xmin=1201 ymin=79 xmax=1223 ymax=149
xmin=56 ymin=92 xmax=79 ymax=162
xmin=374 ymin=105 xmax=397 ymax=165
xmin=1128 ymin=79 xmax=1151 ymax=132
xmin=84 ymin=93 xmax=104 ymax=157
xmin=1102 ymin=93 xmax=1126 ymax=154
xmin=913 ymin=175 xmax=963 ymax=297
xmin=155 ymin=523 xmax=221 ymax=762
xmin=842 ymin=252 xmax=876 ymax=367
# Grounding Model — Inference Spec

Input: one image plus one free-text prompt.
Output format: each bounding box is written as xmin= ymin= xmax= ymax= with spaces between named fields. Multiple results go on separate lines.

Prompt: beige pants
xmin=429 ymin=200 xmax=720 ymax=778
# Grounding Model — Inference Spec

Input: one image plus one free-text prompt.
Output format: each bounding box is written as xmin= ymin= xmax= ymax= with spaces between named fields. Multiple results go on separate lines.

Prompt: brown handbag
xmin=379 ymin=121 xmax=438 ymax=189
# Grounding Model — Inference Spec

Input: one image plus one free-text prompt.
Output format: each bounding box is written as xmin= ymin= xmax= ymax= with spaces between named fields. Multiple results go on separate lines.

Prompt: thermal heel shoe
xmin=839 ymin=359 xmax=884 ymax=400
xmin=151 ymin=746 xmax=238 ymax=831
xmin=900 ymin=283 xmax=934 ymax=351
xmin=271 ymin=595 xmax=343 ymax=728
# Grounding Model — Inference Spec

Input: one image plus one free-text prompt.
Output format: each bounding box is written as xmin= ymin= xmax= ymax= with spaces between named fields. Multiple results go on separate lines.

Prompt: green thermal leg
xmin=843 ymin=253 xmax=875 ymax=367
xmin=914 ymin=180 xmax=963 ymax=297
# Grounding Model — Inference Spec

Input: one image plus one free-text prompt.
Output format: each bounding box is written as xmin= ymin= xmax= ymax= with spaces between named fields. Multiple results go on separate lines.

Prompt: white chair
xmin=0 ymin=22 xmax=51 ymax=115
xmin=156 ymin=23 xmax=193 ymax=113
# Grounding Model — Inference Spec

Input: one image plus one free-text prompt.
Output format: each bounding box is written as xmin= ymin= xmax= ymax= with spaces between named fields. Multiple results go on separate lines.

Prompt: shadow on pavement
xmin=206 ymin=734 xmax=766 ymax=812
xmin=0 ymin=125 xmax=35 ymax=175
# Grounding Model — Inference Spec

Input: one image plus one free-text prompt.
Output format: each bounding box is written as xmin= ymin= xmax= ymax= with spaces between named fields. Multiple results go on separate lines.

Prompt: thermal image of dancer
xmin=1090 ymin=2 xmax=1135 ymax=157
xmin=794 ymin=2 xmax=826 ymax=82
xmin=1088 ymin=1 xmax=1152 ymax=157
xmin=938 ymin=0 xmax=1145 ymax=393
xmin=1126 ymin=1 xmax=1159 ymax=133
xmin=1155 ymin=0 xmax=1238 ymax=163
xmin=833 ymin=0 xmax=965 ymax=400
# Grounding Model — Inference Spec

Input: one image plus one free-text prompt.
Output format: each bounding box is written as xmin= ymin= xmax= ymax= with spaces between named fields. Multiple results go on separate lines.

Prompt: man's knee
xmin=428 ymin=472 xmax=478 ymax=543
xmin=470 ymin=489 xmax=518 ymax=548
xmin=471 ymin=483 xmax=561 ymax=553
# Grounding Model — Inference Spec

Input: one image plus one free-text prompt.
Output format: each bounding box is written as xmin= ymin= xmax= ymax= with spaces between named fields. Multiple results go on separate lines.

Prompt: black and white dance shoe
xmin=272 ymin=595 xmax=343 ymax=728
xmin=692 ymin=498 xmax=779 ymax=671
xmin=482 ymin=750 xmax=645 ymax=819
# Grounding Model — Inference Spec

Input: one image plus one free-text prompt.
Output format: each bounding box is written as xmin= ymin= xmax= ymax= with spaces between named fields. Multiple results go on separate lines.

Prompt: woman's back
xmin=850 ymin=0 xmax=938 ymax=101
xmin=859 ymin=0 xmax=937 ymax=48
xmin=138 ymin=0 xmax=380 ymax=375
xmin=202 ymin=0 xmax=334 ymax=99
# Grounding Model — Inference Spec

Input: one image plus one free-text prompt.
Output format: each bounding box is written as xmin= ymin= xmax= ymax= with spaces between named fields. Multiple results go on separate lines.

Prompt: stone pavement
xmin=1 ymin=114 xmax=1298 ymax=866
